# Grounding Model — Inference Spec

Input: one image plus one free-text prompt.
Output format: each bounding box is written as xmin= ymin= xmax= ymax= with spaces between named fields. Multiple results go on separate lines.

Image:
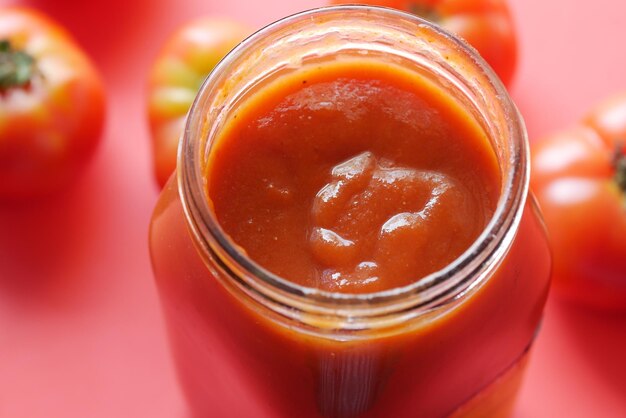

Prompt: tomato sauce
xmin=207 ymin=59 xmax=499 ymax=293
xmin=150 ymin=57 xmax=551 ymax=418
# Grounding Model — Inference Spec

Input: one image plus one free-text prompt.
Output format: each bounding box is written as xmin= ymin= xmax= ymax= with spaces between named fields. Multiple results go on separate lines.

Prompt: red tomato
xmin=0 ymin=7 xmax=105 ymax=198
xmin=147 ymin=18 xmax=251 ymax=188
xmin=531 ymin=93 xmax=626 ymax=310
xmin=329 ymin=0 xmax=517 ymax=86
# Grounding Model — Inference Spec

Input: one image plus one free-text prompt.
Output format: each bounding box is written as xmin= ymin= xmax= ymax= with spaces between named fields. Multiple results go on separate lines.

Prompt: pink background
xmin=1 ymin=0 xmax=625 ymax=416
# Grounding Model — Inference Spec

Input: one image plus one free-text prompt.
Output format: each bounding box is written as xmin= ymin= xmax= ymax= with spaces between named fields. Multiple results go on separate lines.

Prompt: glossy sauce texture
xmin=207 ymin=60 xmax=500 ymax=292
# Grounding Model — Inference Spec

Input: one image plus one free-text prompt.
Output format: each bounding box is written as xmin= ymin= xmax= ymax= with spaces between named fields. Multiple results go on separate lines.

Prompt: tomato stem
xmin=409 ymin=4 xmax=441 ymax=23
xmin=0 ymin=40 xmax=35 ymax=90
xmin=614 ymin=143 xmax=626 ymax=194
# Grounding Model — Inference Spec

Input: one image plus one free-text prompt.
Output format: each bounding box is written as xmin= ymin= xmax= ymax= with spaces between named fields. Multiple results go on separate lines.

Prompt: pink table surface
xmin=1 ymin=0 xmax=625 ymax=417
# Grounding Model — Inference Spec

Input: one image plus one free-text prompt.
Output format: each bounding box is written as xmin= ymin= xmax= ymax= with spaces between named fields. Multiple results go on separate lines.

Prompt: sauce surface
xmin=207 ymin=59 xmax=500 ymax=293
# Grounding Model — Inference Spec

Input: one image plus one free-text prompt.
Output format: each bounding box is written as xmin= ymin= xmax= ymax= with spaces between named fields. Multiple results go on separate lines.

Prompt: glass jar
xmin=149 ymin=6 xmax=551 ymax=418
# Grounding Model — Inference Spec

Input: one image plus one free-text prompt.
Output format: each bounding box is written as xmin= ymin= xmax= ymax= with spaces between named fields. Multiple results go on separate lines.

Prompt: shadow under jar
xmin=149 ymin=6 xmax=551 ymax=418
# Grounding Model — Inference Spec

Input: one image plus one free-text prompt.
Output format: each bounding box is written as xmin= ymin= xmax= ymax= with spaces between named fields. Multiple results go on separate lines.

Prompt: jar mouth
xmin=179 ymin=5 xmax=528 ymax=319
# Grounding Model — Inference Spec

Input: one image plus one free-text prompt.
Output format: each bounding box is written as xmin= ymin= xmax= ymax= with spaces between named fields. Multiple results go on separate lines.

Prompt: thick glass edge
xmin=178 ymin=5 xmax=529 ymax=315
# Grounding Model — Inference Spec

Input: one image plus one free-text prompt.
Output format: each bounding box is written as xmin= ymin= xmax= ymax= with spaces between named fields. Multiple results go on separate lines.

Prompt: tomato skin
xmin=0 ymin=7 xmax=105 ymax=199
xmin=147 ymin=18 xmax=250 ymax=188
xmin=531 ymin=95 xmax=626 ymax=310
xmin=329 ymin=0 xmax=517 ymax=86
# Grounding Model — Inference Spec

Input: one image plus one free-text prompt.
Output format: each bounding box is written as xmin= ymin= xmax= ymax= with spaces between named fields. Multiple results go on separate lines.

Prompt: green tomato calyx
xmin=614 ymin=143 xmax=626 ymax=194
xmin=0 ymin=40 xmax=35 ymax=91
xmin=410 ymin=4 xmax=441 ymax=23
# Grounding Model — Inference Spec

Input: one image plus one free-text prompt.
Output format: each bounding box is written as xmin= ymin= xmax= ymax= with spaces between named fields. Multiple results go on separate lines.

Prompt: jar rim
xmin=178 ymin=5 xmax=529 ymax=322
